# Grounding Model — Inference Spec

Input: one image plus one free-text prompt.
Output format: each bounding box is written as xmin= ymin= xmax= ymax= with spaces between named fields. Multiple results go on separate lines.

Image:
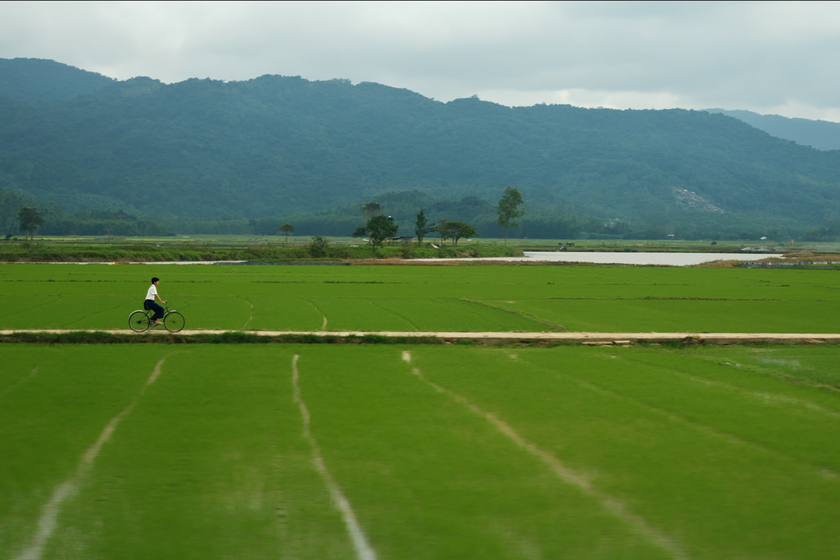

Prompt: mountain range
xmin=703 ymin=108 xmax=840 ymax=151
xmin=2 ymin=57 xmax=840 ymax=238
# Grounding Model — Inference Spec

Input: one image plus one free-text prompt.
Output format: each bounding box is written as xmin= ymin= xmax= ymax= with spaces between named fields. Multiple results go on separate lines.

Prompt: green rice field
xmin=1 ymin=263 xmax=839 ymax=332
xmin=2 ymin=344 xmax=839 ymax=559
xmin=2 ymin=263 xmax=840 ymax=559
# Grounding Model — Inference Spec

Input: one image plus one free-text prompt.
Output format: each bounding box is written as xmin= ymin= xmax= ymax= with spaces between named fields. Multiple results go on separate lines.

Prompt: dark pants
xmin=144 ymin=300 xmax=164 ymax=321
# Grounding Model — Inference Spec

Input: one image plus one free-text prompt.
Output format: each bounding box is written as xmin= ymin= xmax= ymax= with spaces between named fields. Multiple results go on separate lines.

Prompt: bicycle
xmin=128 ymin=304 xmax=185 ymax=333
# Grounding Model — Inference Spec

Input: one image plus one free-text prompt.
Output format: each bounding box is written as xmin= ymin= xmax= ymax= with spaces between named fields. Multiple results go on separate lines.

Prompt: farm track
xmin=2 ymin=329 xmax=840 ymax=344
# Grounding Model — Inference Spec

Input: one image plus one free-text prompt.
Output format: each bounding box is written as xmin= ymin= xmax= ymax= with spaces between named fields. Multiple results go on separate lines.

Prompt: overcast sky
xmin=2 ymin=1 xmax=840 ymax=121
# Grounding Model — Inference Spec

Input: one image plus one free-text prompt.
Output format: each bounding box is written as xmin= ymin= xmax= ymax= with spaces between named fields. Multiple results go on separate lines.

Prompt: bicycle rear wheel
xmin=164 ymin=311 xmax=185 ymax=333
xmin=129 ymin=310 xmax=151 ymax=332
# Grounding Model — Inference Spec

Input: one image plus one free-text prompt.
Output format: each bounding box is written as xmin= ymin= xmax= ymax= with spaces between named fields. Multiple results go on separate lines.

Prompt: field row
xmin=2 ymin=344 xmax=838 ymax=559
xmin=1 ymin=264 xmax=839 ymax=332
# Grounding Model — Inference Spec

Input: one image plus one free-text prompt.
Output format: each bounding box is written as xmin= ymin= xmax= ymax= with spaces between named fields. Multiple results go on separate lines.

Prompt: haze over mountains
xmin=2 ymin=57 xmax=840 ymax=238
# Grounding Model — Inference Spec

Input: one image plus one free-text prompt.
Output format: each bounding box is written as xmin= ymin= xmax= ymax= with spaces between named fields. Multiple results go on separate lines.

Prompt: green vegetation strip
xmin=0 ymin=241 xmax=523 ymax=262
xmin=0 ymin=331 xmax=443 ymax=345
xmin=3 ymin=330 xmax=840 ymax=346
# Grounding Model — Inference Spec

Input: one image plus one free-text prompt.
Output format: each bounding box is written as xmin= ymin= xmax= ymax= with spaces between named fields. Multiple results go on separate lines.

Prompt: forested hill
xmin=2 ymin=58 xmax=840 ymax=233
xmin=0 ymin=58 xmax=114 ymax=102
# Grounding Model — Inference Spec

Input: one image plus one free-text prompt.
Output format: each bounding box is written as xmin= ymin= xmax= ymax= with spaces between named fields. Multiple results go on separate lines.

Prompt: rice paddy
xmin=1 ymin=263 xmax=839 ymax=559
xmin=0 ymin=263 xmax=838 ymax=332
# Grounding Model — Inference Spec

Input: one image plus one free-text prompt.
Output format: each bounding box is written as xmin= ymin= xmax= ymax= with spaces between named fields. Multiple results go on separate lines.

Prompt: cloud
xmin=1 ymin=1 xmax=840 ymax=121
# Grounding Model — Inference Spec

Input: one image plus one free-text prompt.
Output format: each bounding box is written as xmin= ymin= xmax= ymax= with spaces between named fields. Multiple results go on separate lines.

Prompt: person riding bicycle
xmin=144 ymin=277 xmax=167 ymax=326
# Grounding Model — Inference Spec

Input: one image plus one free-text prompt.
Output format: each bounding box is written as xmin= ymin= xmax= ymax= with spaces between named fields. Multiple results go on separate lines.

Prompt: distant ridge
xmin=704 ymin=108 xmax=840 ymax=151
xmin=0 ymin=58 xmax=114 ymax=103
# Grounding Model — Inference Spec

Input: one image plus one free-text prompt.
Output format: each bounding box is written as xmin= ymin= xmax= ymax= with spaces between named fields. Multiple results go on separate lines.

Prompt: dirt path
xmin=3 ymin=329 xmax=840 ymax=345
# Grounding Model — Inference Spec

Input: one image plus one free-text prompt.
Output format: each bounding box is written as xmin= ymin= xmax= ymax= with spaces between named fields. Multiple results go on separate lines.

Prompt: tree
xmin=308 ymin=235 xmax=329 ymax=258
xmin=354 ymin=216 xmax=398 ymax=253
xmin=352 ymin=225 xmax=368 ymax=240
xmin=279 ymin=223 xmax=294 ymax=244
xmin=497 ymin=187 xmax=524 ymax=244
xmin=437 ymin=220 xmax=476 ymax=247
xmin=364 ymin=215 xmax=398 ymax=253
xmin=414 ymin=209 xmax=434 ymax=245
xmin=18 ymin=207 xmax=44 ymax=239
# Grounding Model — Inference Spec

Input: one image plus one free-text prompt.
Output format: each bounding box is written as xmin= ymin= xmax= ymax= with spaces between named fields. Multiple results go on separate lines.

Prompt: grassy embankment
xmin=2 ymin=344 xmax=839 ymax=559
xmin=0 ymin=239 xmax=522 ymax=262
xmin=8 ymin=235 xmax=840 ymax=262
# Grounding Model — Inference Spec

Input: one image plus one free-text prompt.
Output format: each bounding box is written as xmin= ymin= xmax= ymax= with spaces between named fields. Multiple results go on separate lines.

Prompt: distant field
xmin=2 ymin=344 xmax=838 ymax=559
xmin=1 ymin=263 xmax=839 ymax=333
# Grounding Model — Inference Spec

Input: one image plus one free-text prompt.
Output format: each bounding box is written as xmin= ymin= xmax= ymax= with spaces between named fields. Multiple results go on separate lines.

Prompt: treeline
xmin=248 ymin=190 xmax=812 ymax=242
xmin=1 ymin=185 xmax=830 ymax=242
xmin=0 ymin=187 xmax=38 ymax=234
xmin=802 ymin=223 xmax=840 ymax=241
xmin=41 ymin=209 xmax=171 ymax=237
xmin=0 ymin=187 xmax=171 ymax=237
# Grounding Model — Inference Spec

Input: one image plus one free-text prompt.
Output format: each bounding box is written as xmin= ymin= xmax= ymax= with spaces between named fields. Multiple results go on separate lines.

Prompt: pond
xmin=422 ymin=251 xmax=773 ymax=266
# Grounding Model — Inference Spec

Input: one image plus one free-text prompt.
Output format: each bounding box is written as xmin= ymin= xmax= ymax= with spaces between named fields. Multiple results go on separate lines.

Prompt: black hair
xmin=151 ymin=277 xmax=159 ymax=284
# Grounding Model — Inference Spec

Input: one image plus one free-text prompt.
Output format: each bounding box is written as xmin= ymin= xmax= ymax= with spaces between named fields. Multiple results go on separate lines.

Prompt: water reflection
xmin=421 ymin=252 xmax=772 ymax=266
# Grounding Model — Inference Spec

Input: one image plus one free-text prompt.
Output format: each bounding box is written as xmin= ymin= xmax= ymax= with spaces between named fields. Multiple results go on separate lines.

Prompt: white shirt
xmin=145 ymin=284 xmax=158 ymax=301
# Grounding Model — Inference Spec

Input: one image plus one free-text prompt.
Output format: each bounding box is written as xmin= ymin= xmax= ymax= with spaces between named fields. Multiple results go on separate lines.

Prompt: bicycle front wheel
xmin=164 ymin=311 xmax=185 ymax=333
xmin=129 ymin=310 xmax=150 ymax=332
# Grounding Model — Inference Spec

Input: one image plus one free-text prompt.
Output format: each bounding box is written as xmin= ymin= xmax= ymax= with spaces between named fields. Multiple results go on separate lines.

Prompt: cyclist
xmin=144 ymin=277 xmax=167 ymax=326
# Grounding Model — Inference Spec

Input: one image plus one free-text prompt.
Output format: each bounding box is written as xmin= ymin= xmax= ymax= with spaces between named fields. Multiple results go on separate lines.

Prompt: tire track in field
xmin=531 ymin=357 xmax=840 ymax=480
xmin=0 ymin=296 xmax=63 ymax=324
xmin=400 ymin=351 xmax=689 ymax=560
xmin=668 ymin=351 xmax=840 ymax=394
xmin=242 ymin=298 xmax=255 ymax=330
xmin=64 ymin=298 xmax=126 ymax=329
xmin=620 ymin=353 xmax=840 ymax=419
xmin=368 ymin=300 xmax=419 ymax=331
xmin=458 ymin=298 xmax=566 ymax=331
xmin=304 ymin=299 xmax=328 ymax=330
xmin=10 ymin=357 xmax=167 ymax=560
xmin=0 ymin=366 xmax=40 ymax=399
xmin=291 ymin=355 xmax=377 ymax=560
